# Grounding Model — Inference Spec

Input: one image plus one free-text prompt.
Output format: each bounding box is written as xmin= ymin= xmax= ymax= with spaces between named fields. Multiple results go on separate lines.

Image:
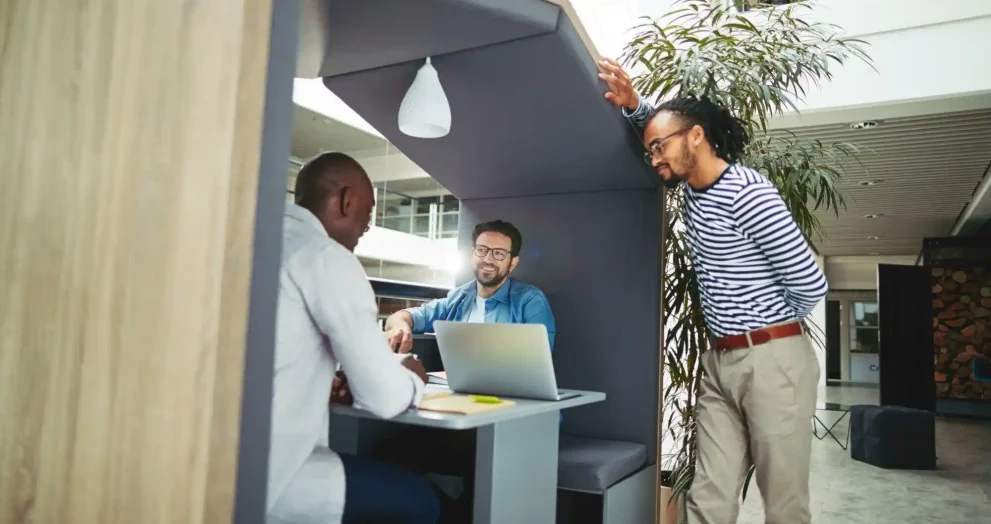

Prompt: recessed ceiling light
xmin=864 ymin=213 xmax=885 ymax=219
xmin=858 ymin=180 xmax=885 ymax=186
xmin=866 ymin=235 xmax=881 ymax=240
xmin=868 ymin=252 xmax=880 ymax=255
xmin=850 ymin=121 xmax=879 ymax=130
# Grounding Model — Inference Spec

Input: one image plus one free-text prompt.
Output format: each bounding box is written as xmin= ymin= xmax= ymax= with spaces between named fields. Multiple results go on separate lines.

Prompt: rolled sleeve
xmin=406 ymin=305 xmax=428 ymax=333
xmin=404 ymin=292 xmax=455 ymax=334
xmin=521 ymin=290 xmax=556 ymax=350
xmin=622 ymin=97 xmax=655 ymax=130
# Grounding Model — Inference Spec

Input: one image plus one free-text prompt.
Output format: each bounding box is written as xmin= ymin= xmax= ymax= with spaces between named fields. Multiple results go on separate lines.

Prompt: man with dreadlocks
xmin=599 ymin=58 xmax=828 ymax=524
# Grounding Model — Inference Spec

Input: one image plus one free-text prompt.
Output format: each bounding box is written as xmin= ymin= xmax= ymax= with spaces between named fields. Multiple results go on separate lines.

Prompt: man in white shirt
xmin=266 ymin=152 xmax=440 ymax=524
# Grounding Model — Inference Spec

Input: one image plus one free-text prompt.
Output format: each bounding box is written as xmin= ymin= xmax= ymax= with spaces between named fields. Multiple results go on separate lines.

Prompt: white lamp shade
xmin=398 ymin=57 xmax=451 ymax=139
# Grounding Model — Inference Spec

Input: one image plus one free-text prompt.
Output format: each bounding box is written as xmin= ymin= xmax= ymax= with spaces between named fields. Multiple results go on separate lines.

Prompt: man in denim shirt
xmin=384 ymin=220 xmax=556 ymax=352
xmin=379 ymin=220 xmax=555 ymax=522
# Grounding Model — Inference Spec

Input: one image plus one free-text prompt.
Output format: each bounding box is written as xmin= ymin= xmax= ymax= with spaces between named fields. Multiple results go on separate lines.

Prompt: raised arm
xmin=598 ymin=58 xmax=654 ymax=131
xmin=302 ymin=247 xmax=424 ymax=418
xmin=731 ymin=180 xmax=829 ymax=318
xmin=383 ymin=292 xmax=455 ymax=353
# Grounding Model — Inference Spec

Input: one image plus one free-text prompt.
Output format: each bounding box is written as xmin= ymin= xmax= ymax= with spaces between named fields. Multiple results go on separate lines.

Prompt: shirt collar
xmin=286 ymin=203 xmax=328 ymax=237
xmin=485 ymin=277 xmax=512 ymax=304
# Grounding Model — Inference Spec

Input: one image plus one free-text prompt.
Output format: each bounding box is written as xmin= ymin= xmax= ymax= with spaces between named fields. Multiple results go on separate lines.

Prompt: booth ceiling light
xmin=398 ymin=57 xmax=451 ymax=139
xmin=866 ymin=235 xmax=881 ymax=240
xmin=857 ymin=180 xmax=884 ymax=186
xmin=864 ymin=213 xmax=885 ymax=219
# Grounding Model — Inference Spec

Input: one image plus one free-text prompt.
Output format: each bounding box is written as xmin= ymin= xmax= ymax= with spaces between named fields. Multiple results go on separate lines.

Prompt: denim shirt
xmin=406 ymin=277 xmax=556 ymax=350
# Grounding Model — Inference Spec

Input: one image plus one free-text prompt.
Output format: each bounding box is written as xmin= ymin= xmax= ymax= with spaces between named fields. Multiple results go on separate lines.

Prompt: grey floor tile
xmin=730 ymin=385 xmax=991 ymax=523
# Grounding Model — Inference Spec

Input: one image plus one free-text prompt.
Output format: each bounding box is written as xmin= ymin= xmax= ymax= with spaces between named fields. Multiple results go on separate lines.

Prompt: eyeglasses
xmin=473 ymin=245 xmax=511 ymax=261
xmin=643 ymin=128 xmax=691 ymax=166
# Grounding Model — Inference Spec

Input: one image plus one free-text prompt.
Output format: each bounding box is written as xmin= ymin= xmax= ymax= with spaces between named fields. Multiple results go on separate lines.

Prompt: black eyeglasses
xmin=473 ymin=245 xmax=511 ymax=261
xmin=643 ymin=128 xmax=691 ymax=165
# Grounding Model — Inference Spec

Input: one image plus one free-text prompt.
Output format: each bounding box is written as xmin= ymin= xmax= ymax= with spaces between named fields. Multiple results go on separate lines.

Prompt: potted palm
xmin=618 ymin=1 xmax=873 ymax=521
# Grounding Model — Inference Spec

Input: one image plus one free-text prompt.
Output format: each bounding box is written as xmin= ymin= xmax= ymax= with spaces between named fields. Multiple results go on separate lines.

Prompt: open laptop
xmin=433 ymin=321 xmax=579 ymax=401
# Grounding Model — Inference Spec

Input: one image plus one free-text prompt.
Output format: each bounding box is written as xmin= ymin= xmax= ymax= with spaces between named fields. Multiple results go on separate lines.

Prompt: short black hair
xmin=648 ymin=95 xmax=750 ymax=163
xmin=294 ymin=152 xmax=366 ymax=213
xmin=472 ymin=220 xmax=523 ymax=257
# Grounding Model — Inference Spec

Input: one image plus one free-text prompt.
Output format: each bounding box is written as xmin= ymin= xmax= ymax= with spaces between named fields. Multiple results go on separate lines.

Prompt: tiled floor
xmin=734 ymin=384 xmax=991 ymax=523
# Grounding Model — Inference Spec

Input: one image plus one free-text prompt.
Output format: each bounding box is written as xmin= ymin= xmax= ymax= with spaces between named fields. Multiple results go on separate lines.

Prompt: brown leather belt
xmin=715 ymin=321 xmax=802 ymax=351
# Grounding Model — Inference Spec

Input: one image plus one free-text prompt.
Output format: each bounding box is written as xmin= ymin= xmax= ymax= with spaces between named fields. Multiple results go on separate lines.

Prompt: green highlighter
xmin=470 ymin=394 xmax=502 ymax=404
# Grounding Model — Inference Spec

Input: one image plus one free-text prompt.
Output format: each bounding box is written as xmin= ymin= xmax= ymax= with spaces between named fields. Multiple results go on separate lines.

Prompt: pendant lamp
xmin=398 ymin=57 xmax=451 ymax=139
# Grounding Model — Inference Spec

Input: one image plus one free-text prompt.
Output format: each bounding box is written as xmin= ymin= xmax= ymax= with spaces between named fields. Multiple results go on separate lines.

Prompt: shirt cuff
xmin=405 ymin=307 xmax=425 ymax=332
xmin=621 ymin=97 xmax=648 ymax=117
xmin=406 ymin=368 xmax=426 ymax=407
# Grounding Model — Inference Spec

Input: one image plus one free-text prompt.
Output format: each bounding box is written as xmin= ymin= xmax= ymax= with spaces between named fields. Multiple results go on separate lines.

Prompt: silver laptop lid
xmin=433 ymin=321 xmax=560 ymax=401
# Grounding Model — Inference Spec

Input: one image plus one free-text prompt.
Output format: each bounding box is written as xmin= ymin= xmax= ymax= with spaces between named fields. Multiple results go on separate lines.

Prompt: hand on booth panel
xmin=597 ymin=58 xmax=640 ymax=111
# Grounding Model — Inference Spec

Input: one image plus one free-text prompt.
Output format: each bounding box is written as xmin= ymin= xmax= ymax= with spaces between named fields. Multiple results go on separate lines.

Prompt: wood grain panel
xmin=0 ymin=1 xmax=274 ymax=523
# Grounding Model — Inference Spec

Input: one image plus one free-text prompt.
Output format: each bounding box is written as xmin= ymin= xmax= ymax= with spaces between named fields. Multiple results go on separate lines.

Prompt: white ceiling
xmin=779 ymin=108 xmax=991 ymax=256
xmin=291 ymin=104 xmax=386 ymax=160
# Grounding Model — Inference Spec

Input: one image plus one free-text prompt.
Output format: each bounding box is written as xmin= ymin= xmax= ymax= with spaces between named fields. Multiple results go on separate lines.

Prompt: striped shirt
xmin=626 ymin=100 xmax=828 ymax=338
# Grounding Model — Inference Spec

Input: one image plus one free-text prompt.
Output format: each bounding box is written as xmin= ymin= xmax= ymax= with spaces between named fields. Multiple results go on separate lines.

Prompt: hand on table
xmin=401 ymin=356 xmax=429 ymax=385
xmin=384 ymin=326 xmax=414 ymax=353
xmin=597 ymin=58 xmax=640 ymax=111
xmin=330 ymin=370 xmax=353 ymax=405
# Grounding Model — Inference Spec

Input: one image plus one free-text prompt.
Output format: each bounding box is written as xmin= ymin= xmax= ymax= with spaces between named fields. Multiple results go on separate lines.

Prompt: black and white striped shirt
xmin=681 ymin=164 xmax=828 ymax=338
xmin=627 ymin=100 xmax=829 ymax=337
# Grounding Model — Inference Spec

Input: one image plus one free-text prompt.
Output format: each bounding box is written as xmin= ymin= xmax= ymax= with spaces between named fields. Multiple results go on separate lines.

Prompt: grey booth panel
xmin=315 ymin=0 xmax=559 ymax=77
xmin=324 ymin=10 xmax=653 ymax=200
xmin=459 ymin=188 xmax=663 ymax=463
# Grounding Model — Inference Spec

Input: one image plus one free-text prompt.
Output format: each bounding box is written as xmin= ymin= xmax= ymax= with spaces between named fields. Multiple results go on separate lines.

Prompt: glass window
xmin=442 ymin=195 xmax=460 ymax=213
xmin=291 ymin=100 xmax=459 ymax=288
xmin=850 ymin=301 xmax=879 ymax=354
xmin=853 ymin=302 xmax=879 ymax=327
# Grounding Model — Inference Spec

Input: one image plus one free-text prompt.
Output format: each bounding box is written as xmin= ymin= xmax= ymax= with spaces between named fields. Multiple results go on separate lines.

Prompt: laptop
xmin=432 ymin=321 xmax=579 ymax=401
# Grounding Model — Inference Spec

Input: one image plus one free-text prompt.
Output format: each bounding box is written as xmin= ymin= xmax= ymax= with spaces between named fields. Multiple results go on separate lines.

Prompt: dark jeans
xmin=339 ymin=453 xmax=441 ymax=524
xmin=372 ymin=428 xmax=477 ymax=523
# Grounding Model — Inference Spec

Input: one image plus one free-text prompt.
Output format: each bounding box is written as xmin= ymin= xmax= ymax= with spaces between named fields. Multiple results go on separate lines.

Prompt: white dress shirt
xmin=266 ymin=204 xmax=425 ymax=524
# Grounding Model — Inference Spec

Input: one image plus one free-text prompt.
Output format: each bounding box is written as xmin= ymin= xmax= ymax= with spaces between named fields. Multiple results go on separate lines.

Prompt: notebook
xmin=417 ymin=391 xmax=516 ymax=415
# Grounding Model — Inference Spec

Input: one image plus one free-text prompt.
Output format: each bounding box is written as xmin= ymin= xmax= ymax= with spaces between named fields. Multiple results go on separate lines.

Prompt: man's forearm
xmin=385 ymin=310 xmax=414 ymax=331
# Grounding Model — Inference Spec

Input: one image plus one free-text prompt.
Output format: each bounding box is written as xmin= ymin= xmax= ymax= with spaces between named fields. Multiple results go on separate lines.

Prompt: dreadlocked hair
xmin=650 ymin=96 xmax=749 ymax=163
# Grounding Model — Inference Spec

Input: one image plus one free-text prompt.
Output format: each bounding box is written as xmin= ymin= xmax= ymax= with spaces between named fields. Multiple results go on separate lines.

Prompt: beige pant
xmin=686 ymin=333 xmax=819 ymax=524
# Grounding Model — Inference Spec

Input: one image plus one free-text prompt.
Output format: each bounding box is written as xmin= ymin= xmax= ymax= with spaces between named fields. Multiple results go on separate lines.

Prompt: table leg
xmin=813 ymin=410 xmax=851 ymax=450
xmin=473 ymin=411 xmax=559 ymax=524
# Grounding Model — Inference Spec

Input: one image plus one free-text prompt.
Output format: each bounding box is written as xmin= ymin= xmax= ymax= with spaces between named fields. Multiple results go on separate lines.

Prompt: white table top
xmin=329 ymin=386 xmax=606 ymax=430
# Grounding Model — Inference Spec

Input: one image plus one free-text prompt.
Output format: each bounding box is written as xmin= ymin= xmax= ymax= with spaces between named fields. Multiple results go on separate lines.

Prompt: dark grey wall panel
xmin=319 ymin=0 xmax=558 ymax=77
xmin=235 ymin=0 xmax=299 ymax=522
xmin=459 ymin=188 xmax=663 ymax=462
xmin=325 ymin=12 xmax=655 ymax=200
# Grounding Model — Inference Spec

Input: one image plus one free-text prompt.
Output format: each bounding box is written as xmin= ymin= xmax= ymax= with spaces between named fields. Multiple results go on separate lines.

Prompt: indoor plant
xmin=619 ymin=0 xmax=872 ymax=520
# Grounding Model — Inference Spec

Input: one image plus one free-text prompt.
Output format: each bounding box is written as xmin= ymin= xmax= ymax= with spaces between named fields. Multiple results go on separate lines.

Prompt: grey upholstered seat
xmin=557 ymin=435 xmax=648 ymax=492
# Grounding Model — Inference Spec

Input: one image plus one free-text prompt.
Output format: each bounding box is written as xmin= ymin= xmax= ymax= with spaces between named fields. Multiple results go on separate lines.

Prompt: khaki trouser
xmin=686 ymin=332 xmax=820 ymax=524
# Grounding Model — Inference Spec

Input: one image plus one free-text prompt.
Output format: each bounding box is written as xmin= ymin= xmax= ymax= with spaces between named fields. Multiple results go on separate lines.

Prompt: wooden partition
xmin=0 ymin=1 xmax=294 ymax=522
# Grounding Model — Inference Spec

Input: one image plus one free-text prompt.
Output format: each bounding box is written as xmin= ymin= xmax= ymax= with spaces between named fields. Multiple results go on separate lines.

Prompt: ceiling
xmin=291 ymin=104 xmax=385 ymax=160
xmin=780 ymin=108 xmax=991 ymax=256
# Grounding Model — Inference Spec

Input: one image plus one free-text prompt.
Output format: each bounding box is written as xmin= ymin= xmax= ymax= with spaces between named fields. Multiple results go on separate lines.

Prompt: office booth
xmin=312 ymin=1 xmax=666 ymax=522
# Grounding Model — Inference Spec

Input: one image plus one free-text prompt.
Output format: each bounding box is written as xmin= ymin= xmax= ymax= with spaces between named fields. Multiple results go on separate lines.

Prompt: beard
xmin=474 ymin=263 xmax=508 ymax=287
xmin=659 ymin=147 xmax=697 ymax=189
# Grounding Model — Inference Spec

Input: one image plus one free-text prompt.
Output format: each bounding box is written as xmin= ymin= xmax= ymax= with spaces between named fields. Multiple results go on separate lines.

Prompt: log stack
xmin=932 ymin=266 xmax=991 ymax=400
